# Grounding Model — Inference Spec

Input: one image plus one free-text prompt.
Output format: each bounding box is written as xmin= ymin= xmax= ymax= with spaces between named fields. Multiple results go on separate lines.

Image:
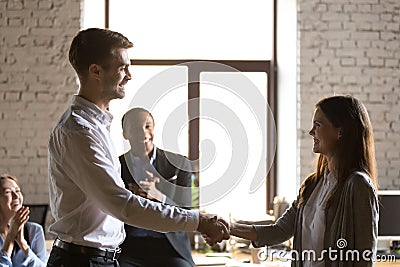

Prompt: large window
xmin=108 ymin=0 xmax=272 ymax=60
xmin=83 ymin=0 xmax=277 ymax=218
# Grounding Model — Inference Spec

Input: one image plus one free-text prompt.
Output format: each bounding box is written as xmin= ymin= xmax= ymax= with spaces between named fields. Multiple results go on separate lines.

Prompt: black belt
xmin=53 ymin=238 xmax=121 ymax=261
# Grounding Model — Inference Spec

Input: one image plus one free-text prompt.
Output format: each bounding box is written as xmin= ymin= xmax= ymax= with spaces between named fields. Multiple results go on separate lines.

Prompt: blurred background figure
xmin=0 ymin=174 xmax=46 ymax=267
xmin=119 ymin=107 xmax=194 ymax=267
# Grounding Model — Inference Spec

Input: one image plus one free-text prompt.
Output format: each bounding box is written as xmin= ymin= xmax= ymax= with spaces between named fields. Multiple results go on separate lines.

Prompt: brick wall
xmin=298 ymin=0 xmax=400 ymax=189
xmin=1 ymin=0 xmax=399 ymax=226
xmin=0 ymin=0 xmax=80 ymax=206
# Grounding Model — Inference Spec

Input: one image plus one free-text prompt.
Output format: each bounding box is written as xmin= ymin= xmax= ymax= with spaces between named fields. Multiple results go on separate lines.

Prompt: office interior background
xmin=0 ymin=0 xmax=399 ymax=237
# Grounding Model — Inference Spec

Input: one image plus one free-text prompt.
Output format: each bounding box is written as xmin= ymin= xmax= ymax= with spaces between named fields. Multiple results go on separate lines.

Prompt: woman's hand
xmin=9 ymin=206 xmax=29 ymax=237
xmin=1 ymin=206 xmax=30 ymax=257
xmin=10 ymin=206 xmax=30 ymax=255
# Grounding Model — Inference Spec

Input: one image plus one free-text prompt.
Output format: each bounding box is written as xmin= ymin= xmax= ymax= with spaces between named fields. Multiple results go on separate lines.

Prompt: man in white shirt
xmin=47 ymin=28 xmax=229 ymax=267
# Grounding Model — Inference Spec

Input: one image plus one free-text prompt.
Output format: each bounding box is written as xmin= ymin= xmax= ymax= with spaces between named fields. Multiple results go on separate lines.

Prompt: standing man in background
xmin=118 ymin=107 xmax=195 ymax=267
xmin=47 ymin=28 xmax=228 ymax=267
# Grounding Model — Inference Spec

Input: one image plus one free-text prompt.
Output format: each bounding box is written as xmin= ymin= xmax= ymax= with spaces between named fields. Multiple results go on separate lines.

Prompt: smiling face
xmin=123 ymin=111 xmax=155 ymax=156
xmin=309 ymin=107 xmax=341 ymax=158
xmin=0 ymin=178 xmax=23 ymax=218
xmin=101 ymin=48 xmax=131 ymax=101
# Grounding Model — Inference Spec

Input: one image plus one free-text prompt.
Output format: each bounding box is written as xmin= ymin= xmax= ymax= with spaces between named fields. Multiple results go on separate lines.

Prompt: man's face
xmin=124 ymin=111 xmax=155 ymax=155
xmin=101 ymin=48 xmax=131 ymax=101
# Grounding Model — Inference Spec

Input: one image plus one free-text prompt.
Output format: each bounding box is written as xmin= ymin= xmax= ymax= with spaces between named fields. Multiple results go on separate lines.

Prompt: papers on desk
xmin=206 ymin=253 xmax=233 ymax=258
xmin=193 ymin=252 xmax=233 ymax=266
xmin=226 ymin=263 xmax=290 ymax=267
xmin=225 ymin=264 xmax=260 ymax=267
xmin=193 ymin=253 xmax=291 ymax=267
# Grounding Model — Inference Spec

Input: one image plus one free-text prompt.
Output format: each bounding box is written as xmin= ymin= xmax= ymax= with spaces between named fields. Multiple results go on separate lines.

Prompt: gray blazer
xmin=253 ymin=172 xmax=378 ymax=267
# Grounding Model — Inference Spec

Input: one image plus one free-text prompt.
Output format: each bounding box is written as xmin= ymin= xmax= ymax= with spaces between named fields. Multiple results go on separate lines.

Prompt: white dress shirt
xmin=48 ymin=95 xmax=199 ymax=249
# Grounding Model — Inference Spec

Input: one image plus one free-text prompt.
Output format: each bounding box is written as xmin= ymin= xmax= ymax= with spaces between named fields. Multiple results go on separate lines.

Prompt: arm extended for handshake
xmin=197 ymin=214 xmax=231 ymax=245
xmin=197 ymin=218 xmax=260 ymax=245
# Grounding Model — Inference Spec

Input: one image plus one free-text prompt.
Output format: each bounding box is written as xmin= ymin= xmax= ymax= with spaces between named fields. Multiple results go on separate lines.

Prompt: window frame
xmin=105 ymin=0 xmax=278 ymax=211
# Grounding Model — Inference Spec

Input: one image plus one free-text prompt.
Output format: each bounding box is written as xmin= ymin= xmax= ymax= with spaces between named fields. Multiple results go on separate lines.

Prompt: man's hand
xmin=128 ymin=183 xmax=146 ymax=197
xmin=140 ymin=170 xmax=164 ymax=202
xmin=197 ymin=213 xmax=230 ymax=245
xmin=139 ymin=177 xmax=163 ymax=202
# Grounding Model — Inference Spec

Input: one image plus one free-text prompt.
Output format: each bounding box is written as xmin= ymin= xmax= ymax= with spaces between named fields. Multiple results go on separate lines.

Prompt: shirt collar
xmin=149 ymin=146 xmax=157 ymax=165
xmin=72 ymin=95 xmax=113 ymax=126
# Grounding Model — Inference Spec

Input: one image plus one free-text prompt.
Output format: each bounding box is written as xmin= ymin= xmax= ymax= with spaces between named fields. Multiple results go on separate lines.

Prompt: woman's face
xmin=309 ymin=107 xmax=341 ymax=158
xmin=0 ymin=178 xmax=23 ymax=216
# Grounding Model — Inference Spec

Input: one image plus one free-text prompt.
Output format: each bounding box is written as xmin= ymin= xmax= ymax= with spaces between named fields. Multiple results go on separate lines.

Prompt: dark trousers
xmin=118 ymin=237 xmax=193 ymax=267
xmin=47 ymin=246 xmax=120 ymax=267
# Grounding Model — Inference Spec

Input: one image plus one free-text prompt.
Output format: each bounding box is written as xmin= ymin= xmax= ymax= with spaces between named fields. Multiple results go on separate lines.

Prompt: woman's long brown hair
xmin=298 ymin=95 xmax=378 ymax=207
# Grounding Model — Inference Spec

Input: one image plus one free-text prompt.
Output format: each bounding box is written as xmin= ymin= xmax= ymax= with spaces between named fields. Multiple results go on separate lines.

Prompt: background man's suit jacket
xmin=119 ymin=148 xmax=194 ymax=264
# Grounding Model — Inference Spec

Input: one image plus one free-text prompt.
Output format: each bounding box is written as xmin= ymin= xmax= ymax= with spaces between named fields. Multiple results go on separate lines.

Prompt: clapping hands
xmin=197 ymin=213 xmax=230 ymax=245
xmin=128 ymin=171 xmax=163 ymax=202
xmin=9 ymin=206 xmax=30 ymax=239
xmin=2 ymin=206 xmax=30 ymax=257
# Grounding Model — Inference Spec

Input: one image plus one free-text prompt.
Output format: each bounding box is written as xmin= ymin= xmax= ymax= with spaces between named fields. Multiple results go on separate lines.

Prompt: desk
xmin=192 ymin=251 xmax=399 ymax=266
xmin=46 ymin=241 xmax=397 ymax=266
xmin=192 ymin=251 xmax=290 ymax=267
xmin=376 ymin=263 xmax=399 ymax=266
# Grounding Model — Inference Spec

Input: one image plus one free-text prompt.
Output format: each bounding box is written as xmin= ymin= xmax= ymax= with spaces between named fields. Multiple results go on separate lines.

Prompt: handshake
xmin=197 ymin=213 xmax=231 ymax=245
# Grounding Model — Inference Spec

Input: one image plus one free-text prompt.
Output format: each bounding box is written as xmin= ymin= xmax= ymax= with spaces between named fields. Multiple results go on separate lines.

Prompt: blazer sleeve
xmin=349 ymin=173 xmax=378 ymax=267
xmin=119 ymin=154 xmax=133 ymax=189
xmin=158 ymin=150 xmax=193 ymax=209
xmin=252 ymin=197 xmax=299 ymax=247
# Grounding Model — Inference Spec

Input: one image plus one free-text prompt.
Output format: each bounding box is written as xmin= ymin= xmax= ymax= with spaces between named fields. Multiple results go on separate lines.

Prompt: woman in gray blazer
xmin=230 ymin=95 xmax=379 ymax=267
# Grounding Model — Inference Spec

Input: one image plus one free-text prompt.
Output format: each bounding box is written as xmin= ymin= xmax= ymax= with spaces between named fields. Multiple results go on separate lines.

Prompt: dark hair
xmin=298 ymin=95 xmax=377 ymax=207
xmin=68 ymin=28 xmax=133 ymax=83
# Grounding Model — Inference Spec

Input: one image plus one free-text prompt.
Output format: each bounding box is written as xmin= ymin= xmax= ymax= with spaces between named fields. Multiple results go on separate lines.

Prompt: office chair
xmin=25 ymin=204 xmax=49 ymax=232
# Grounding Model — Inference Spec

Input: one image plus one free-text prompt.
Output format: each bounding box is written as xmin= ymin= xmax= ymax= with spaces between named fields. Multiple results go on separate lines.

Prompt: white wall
xmin=277 ymin=0 xmax=299 ymax=202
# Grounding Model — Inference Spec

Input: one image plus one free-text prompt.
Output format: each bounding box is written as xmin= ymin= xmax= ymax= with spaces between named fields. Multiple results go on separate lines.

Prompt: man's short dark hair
xmin=68 ymin=28 xmax=133 ymax=82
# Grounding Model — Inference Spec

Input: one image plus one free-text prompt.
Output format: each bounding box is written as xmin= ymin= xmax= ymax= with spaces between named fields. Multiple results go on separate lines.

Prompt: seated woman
xmin=230 ymin=95 xmax=379 ymax=266
xmin=0 ymin=174 xmax=47 ymax=267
